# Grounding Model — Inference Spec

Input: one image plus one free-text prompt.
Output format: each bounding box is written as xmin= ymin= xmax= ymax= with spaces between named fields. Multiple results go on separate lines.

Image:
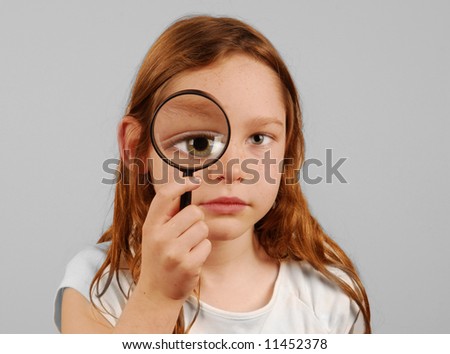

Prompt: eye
xmin=169 ymin=131 xmax=225 ymax=158
xmin=249 ymin=134 xmax=271 ymax=145
xmin=176 ymin=136 xmax=214 ymax=157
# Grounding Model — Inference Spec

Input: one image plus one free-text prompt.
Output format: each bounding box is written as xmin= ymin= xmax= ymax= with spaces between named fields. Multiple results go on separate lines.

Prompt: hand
xmin=137 ymin=177 xmax=211 ymax=301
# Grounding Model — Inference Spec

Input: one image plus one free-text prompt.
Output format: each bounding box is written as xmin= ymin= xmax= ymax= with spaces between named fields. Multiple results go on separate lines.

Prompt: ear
xmin=117 ymin=116 xmax=147 ymax=172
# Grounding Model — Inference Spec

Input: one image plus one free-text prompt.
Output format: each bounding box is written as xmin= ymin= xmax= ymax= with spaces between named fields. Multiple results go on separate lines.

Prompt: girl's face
xmin=150 ymin=53 xmax=286 ymax=241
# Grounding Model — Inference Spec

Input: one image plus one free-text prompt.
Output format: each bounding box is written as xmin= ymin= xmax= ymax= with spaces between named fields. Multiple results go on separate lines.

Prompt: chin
xmin=205 ymin=219 xmax=254 ymax=242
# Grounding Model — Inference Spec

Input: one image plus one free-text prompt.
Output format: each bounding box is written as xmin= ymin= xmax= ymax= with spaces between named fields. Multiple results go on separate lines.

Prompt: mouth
xmin=199 ymin=197 xmax=248 ymax=214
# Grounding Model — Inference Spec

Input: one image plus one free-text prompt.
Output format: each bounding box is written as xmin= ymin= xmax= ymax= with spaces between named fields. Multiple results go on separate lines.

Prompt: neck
xmin=196 ymin=228 xmax=279 ymax=312
xmin=202 ymin=228 xmax=269 ymax=278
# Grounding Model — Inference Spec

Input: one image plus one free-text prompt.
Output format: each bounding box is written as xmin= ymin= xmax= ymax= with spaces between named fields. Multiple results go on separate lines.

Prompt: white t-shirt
xmin=54 ymin=242 xmax=364 ymax=333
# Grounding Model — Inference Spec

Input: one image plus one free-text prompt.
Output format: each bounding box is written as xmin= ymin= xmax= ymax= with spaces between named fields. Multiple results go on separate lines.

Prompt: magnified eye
xmin=177 ymin=135 xmax=214 ymax=158
xmin=168 ymin=131 xmax=225 ymax=159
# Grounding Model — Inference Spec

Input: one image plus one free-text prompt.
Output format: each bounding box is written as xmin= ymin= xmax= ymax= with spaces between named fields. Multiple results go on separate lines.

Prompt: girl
xmin=55 ymin=15 xmax=371 ymax=333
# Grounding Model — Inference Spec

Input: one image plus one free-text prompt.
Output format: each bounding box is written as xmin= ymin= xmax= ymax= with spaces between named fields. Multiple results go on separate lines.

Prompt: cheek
xmin=263 ymin=149 xmax=284 ymax=197
xmin=259 ymin=147 xmax=284 ymax=182
xmin=248 ymin=152 xmax=283 ymax=197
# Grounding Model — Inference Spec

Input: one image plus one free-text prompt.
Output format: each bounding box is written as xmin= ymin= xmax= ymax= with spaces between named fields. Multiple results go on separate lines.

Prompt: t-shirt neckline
xmin=186 ymin=261 xmax=285 ymax=320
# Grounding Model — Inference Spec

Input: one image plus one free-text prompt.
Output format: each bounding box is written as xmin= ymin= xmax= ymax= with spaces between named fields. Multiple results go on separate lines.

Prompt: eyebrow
xmin=246 ymin=116 xmax=285 ymax=128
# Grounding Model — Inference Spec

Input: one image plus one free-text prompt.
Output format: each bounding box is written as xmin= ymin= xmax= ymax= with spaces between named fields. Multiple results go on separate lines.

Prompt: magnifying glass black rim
xmin=150 ymin=89 xmax=231 ymax=173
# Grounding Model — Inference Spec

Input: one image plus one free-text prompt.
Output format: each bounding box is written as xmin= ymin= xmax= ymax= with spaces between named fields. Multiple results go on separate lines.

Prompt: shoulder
xmin=281 ymin=260 xmax=363 ymax=333
xmin=59 ymin=242 xmax=110 ymax=297
xmin=64 ymin=242 xmax=110 ymax=276
xmin=56 ymin=242 xmax=111 ymax=300
xmin=54 ymin=242 xmax=111 ymax=331
xmin=283 ymin=260 xmax=354 ymax=298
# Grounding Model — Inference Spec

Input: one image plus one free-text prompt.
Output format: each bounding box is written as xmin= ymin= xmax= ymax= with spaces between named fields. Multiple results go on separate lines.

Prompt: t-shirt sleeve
xmin=292 ymin=262 xmax=366 ymax=333
xmin=54 ymin=243 xmax=108 ymax=332
xmin=320 ymin=267 xmax=365 ymax=334
xmin=348 ymin=309 xmax=365 ymax=334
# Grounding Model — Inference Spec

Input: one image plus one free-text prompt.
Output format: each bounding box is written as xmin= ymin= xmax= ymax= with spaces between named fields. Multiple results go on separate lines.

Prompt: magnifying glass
xmin=150 ymin=89 xmax=231 ymax=210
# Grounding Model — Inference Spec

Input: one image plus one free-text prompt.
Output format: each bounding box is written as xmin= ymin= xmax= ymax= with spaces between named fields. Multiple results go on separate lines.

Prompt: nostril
xmin=201 ymin=167 xmax=225 ymax=184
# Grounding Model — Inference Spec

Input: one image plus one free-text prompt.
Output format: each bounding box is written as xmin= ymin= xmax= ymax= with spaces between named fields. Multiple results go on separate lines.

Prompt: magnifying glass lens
xmin=152 ymin=91 xmax=230 ymax=171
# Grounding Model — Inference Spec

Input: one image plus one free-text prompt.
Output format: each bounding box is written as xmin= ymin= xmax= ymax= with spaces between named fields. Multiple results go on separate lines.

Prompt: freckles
xmin=258 ymin=151 xmax=284 ymax=173
xmin=247 ymin=163 xmax=281 ymax=191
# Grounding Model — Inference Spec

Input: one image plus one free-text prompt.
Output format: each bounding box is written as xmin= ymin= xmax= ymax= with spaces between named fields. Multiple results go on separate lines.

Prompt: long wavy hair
xmin=91 ymin=15 xmax=371 ymax=333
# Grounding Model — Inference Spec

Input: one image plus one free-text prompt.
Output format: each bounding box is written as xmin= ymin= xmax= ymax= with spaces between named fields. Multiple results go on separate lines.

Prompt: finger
xmin=188 ymin=238 xmax=212 ymax=267
xmin=176 ymin=219 xmax=209 ymax=253
xmin=146 ymin=177 xmax=201 ymax=226
xmin=164 ymin=205 xmax=204 ymax=239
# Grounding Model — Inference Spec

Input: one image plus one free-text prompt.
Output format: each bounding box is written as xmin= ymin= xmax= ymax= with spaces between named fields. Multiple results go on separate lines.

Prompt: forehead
xmin=163 ymin=54 xmax=286 ymax=124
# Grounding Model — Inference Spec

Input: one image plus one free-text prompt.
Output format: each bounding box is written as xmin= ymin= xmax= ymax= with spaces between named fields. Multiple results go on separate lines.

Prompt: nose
xmin=205 ymin=141 xmax=248 ymax=184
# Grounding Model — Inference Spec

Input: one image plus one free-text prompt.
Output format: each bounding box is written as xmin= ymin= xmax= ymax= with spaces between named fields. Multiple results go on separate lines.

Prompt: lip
xmin=200 ymin=197 xmax=248 ymax=214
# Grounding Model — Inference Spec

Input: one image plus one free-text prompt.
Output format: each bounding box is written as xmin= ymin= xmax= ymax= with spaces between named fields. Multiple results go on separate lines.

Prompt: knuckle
xmin=201 ymin=238 xmax=212 ymax=253
xmin=203 ymin=238 xmax=212 ymax=248
xmin=196 ymin=220 xmax=209 ymax=236
xmin=163 ymin=248 xmax=180 ymax=268
xmin=188 ymin=205 xmax=204 ymax=220
xmin=179 ymin=259 xmax=194 ymax=276
xmin=198 ymin=239 xmax=212 ymax=261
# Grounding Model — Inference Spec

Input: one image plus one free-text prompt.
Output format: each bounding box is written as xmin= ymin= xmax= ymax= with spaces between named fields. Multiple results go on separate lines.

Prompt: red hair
xmin=91 ymin=15 xmax=371 ymax=333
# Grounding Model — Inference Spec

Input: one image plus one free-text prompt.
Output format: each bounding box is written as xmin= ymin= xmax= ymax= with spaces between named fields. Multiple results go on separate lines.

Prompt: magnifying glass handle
xmin=180 ymin=191 xmax=191 ymax=210
xmin=180 ymin=170 xmax=193 ymax=210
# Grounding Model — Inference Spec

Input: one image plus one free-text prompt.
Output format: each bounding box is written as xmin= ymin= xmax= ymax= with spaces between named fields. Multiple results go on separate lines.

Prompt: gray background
xmin=1 ymin=0 xmax=449 ymax=333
